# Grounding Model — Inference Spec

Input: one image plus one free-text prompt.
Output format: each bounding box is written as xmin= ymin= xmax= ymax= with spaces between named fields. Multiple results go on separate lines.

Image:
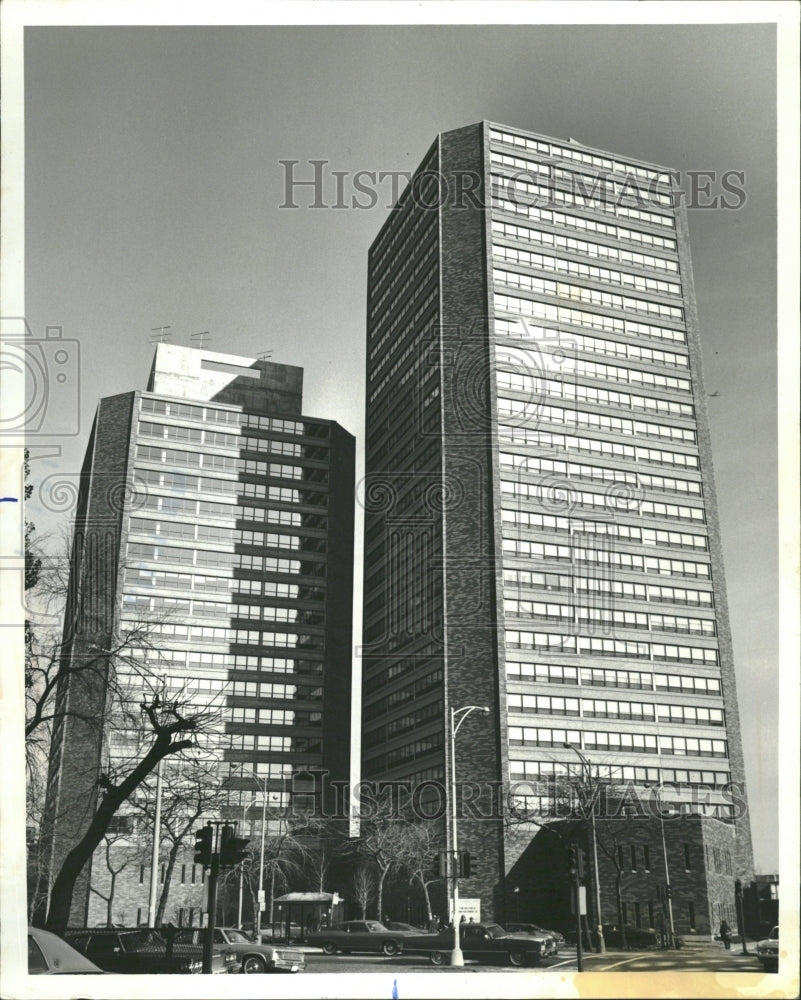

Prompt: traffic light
xmin=665 ymin=884 xmax=673 ymax=900
xmin=219 ymin=823 xmax=250 ymax=868
xmin=734 ymin=879 xmax=742 ymax=898
xmin=193 ymin=826 xmax=213 ymax=868
xmin=576 ymin=848 xmax=586 ymax=880
xmin=459 ymin=851 xmax=473 ymax=877
xmin=568 ymin=846 xmax=578 ymax=879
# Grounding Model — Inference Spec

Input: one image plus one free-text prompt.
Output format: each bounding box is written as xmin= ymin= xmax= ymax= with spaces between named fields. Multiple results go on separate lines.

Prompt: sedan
xmin=174 ymin=927 xmax=305 ymax=974
xmin=305 ymin=920 xmax=409 ymax=956
xmin=506 ymin=922 xmax=565 ymax=952
xmin=756 ymin=926 xmax=779 ymax=973
xmin=28 ymin=927 xmax=105 ymax=975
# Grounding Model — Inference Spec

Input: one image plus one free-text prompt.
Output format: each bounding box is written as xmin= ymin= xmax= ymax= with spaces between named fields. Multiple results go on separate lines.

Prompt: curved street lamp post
xmin=564 ymin=742 xmax=606 ymax=954
xmin=449 ymin=705 xmax=490 ymax=967
xmin=231 ymin=764 xmax=269 ymax=942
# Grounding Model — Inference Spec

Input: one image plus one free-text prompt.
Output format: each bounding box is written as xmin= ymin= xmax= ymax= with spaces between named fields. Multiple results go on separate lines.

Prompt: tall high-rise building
xmin=41 ymin=345 xmax=354 ymax=926
xmin=361 ymin=122 xmax=753 ymax=931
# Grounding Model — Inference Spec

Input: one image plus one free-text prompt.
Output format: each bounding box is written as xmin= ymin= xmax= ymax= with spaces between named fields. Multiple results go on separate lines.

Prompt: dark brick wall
xmin=506 ymin=814 xmax=740 ymax=939
xmin=321 ymin=422 xmax=356 ymax=810
xmin=41 ymin=392 xmax=137 ymax=924
xmin=439 ymin=123 xmax=506 ymax=920
xmin=673 ymin=198 xmax=754 ymax=879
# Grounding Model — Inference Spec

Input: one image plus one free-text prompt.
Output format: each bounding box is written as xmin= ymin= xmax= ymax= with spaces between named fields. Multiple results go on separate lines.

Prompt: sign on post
xmin=569 ymin=886 xmax=587 ymax=915
xmin=455 ymin=898 xmax=481 ymax=922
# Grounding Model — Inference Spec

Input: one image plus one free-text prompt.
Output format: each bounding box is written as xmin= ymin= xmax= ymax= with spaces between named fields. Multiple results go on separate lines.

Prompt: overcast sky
xmin=17 ymin=16 xmax=783 ymax=873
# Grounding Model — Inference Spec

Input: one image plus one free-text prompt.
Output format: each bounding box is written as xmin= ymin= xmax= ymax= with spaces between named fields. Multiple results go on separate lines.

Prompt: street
xmin=301 ymin=943 xmax=769 ymax=975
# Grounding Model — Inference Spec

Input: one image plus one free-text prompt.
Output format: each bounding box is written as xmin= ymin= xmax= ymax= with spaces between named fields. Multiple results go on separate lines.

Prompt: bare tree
xmin=397 ymin=817 xmax=443 ymax=925
xmin=89 ymin=830 xmax=145 ymax=928
xmin=131 ymin=757 xmax=227 ymax=926
xmin=350 ymin=799 xmax=412 ymax=920
xmin=45 ymin=691 xmax=219 ymax=934
xmin=351 ymin=866 xmax=376 ymax=920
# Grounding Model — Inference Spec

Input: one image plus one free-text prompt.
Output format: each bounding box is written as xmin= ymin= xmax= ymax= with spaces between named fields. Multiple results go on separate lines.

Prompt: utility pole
xmin=146 ymin=757 xmax=163 ymax=926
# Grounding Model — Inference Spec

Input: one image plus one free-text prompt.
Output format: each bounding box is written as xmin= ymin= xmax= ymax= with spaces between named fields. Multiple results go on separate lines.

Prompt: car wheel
xmin=430 ymin=950 xmax=446 ymax=966
xmin=242 ymin=955 xmax=267 ymax=974
xmin=507 ymin=949 xmax=527 ymax=967
xmin=382 ymin=940 xmax=400 ymax=957
xmin=321 ymin=942 xmax=337 ymax=955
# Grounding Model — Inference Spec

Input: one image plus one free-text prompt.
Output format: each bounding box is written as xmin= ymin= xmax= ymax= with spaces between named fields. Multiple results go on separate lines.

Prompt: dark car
xmin=506 ymin=921 xmax=564 ymax=953
xmin=403 ymin=922 xmax=548 ymax=967
xmin=305 ymin=920 xmax=410 ymax=956
xmin=384 ymin=921 xmax=430 ymax=934
xmin=28 ymin=927 xmax=106 ymax=975
xmin=174 ymin=926 xmax=305 ymax=974
xmin=63 ymin=927 xmax=237 ymax=974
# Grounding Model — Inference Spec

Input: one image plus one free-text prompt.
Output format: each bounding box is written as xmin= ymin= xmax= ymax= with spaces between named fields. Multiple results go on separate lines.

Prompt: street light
xmin=563 ymin=742 xmax=605 ymax=954
xmin=647 ymin=783 xmax=676 ymax=949
xmin=231 ymin=764 xmax=269 ymax=942
xmin=449 ymin=705 xmax=490 ymax=968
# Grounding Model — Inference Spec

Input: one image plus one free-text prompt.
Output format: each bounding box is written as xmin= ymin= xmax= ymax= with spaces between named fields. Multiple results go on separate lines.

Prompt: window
xmin=630 ymin=845 xmax=637 ymax=871
xmin=139 ymin=864 xmax=145 ymax=885
xmin=621 ymin=902 xmax=628 ymax=925
xmin=618 ymin=845 xmax=625 ymax=870
xmin=634 ymin=902 xmax=642 ymax=928
xmin=688 ymin=901 xmax=696 ymax=931
xmin=643 ymin=845 xmax=651 ymax=872
xmin=28 ymin=936 xmax=48 ymax=973
xmin=181 ymin=864 xmax=186 ymax=885
xmin=648 ymin=902 xmax=655 ymax=929
xmin=684 ymin=843 xmax=692 ymax=870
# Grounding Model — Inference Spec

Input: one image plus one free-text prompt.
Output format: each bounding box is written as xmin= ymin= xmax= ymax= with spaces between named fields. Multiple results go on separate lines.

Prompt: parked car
xmin=28 ymin=927 xmax=106 ymax=975
xmin=62 ymin=927 xmax=238 ymax=974
xmin=402 ymin=922 xmax=549 ymax=966
xmin=384 ymin=921 xmax=430 ymax=934
xmin=173 ymin=926 xmax=305 ymax=973
xmin=506 ymin=921 xmax=564 ymax=952
xmin=756 ymin=926 xmax=779 ymax=972
xmin=305 ymin=920 xmax=410 ymax=956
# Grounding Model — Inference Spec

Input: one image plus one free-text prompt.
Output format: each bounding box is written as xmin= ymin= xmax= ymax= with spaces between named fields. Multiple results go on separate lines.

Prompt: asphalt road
xmin=302 ymin=945 xmax=769 ymax=975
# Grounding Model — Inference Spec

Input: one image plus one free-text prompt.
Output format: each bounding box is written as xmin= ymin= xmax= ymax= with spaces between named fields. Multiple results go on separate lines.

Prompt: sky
xmin=7 ymin=8 xmax=791 ymax=887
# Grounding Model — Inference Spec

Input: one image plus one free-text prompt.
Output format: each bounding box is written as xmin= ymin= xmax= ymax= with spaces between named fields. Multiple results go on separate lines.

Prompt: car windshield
xmin=123 ymin=930 xmax=165 ymax=949
xmin=223 ymin=930 xmax=252 ymax=943
xmin=483 ymin=924 xmax=505 ymax=937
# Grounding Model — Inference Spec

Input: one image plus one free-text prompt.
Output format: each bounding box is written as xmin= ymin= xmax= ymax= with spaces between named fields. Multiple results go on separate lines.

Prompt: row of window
xmin=368 ymin=297 xmax=439 ymax=406
xmin=135 ymin=466 xmax=327 ymax=507
xmin=501 ymin=480 xmax=704 ymax=524
xmin=129 ymin=517 xmax=319 ymax=554
xmin=507 ymin=694 xmax=724 ymax=726
xmin=497 ymin=397 xmax=696 ymax=445
xmin=497 ymin=367 xmax=695 ymax=421
xmin=136 ymin=444 xmax=324 ymax=483
xmin=493 ymin=195 xmax=678 ymax=257
xmin=493 ymin=243 xmax=681 ymax=297
xmin=495 ymin=319 xmax=688 ymax=367
xmin=504 ymin=598 xmax=715 ymax=636
xmin=125 ymin=568 xmax=321 ymax=601
xmin=504 ymin=570 xmax=713 ymax=608
xmin=127 ymin=541 xmax=324 ymax=576
xmin=491 ymin=172 xmax=675 ymax=231
xmin=494 ymin=268 xmax=684 ymax=323
xmin=490 ymin=151 xmax=674 ymax=210
xmin=506 ymin=662 xmax=719 ymax=693
xmin=369 ymin=233 xmax=437 ymax=321
xmin=504 ymin=629 xmax=719 ymax=665
xmin=139 ymin=419 xmax=311 ymax=458
xmin=498 ymin=431 xmax=699 ymax=471
xmin=503 ymin=509 xmax=706 ymax=544
xmin=505 ymin=519 xmax=708 ymax=553
xmin=490 ymin=220 xmax=679 ymax=274
xmin=499 ymin=453 xmax=702 ymax=502
xmin=127 ymin=648 xmax=321 ymax=676
xmin=136 ymin=492 xmax=317 ymax=528
xmin=509 ymin=759 xmax=730 ymax=788
xmin=489 ymin=127 xmax=672 ymax=188
xmin=141 ymin=397 xmax=316 ymax=437
xmin=122 ymin=618 xmax=324 ymax=649
xmin=509 ymin=726 xmax=727 ymax=757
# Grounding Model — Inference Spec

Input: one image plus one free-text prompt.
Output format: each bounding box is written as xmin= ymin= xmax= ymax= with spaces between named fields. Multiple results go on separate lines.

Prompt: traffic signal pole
xmin=203 ymin=851 xmax=219 ymax=974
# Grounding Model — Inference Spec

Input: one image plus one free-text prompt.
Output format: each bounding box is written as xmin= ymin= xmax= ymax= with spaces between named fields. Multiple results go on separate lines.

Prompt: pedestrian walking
xmin=719 ymin=919 xmax=732 ymax=950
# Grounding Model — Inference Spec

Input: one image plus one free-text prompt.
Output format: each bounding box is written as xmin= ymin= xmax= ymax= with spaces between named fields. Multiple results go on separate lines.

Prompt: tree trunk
xmin=155 ymin=843 xmax=180 ymax=927
xmin=107 ymin=872 xmax=116 ymax=927
xmin=615 ymin=874 xmax=627 ymax=949
xmin=416 ymin=875 xmax=433 ymax=923
xmin=376 ymin=866 xmax=389 ymax=920
xmin=45 ymin=735 xmax=192 ymax=934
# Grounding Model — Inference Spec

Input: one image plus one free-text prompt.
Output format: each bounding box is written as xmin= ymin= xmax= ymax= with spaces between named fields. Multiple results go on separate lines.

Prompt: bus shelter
xmin=270 ymin=892 xmax=343 ymax=940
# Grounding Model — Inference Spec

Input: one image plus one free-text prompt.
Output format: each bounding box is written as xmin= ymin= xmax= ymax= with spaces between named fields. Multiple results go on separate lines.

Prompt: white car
xmin=756 ymin=926 xmax=778 ymax=972
xmin=28 ymin=927 xmax=105 ymax=975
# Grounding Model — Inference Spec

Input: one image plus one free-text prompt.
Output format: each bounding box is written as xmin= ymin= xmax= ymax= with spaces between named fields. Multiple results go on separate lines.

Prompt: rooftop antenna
xmin=258 ymin=351 xmax=273 ymax=362
xmin=150 ymin=325 xmax=172 ymax=344
xmin=191 ymin=331 xmax=211 ymax=350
